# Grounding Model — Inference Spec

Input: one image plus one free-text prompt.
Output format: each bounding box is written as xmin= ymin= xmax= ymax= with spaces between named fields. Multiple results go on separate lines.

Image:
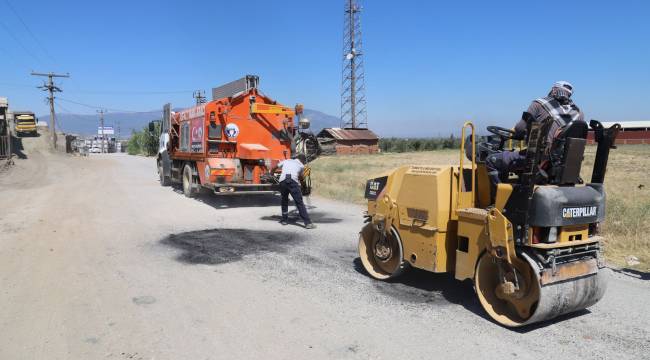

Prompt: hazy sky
xmin=1 ymin=0 xmax=648 ymax=136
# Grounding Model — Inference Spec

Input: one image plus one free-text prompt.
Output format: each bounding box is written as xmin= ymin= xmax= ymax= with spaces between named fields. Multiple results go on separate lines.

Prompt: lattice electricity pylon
xmin=340 ymin=0 xmax=368 ymax=129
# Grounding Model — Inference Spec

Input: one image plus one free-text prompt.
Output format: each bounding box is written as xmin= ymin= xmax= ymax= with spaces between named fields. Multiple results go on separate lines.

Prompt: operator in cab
xmin=276 ymin=154 xmax=315 ymax=229
xmin=485 ymin=81 xmax=584 ymax=188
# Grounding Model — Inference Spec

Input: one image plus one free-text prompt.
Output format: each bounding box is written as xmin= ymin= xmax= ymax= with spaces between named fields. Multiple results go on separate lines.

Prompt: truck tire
xmin=182 ymin=163 xmax=197 ymax=198
xmin=158 ymin=159 xmax=171 ymax=186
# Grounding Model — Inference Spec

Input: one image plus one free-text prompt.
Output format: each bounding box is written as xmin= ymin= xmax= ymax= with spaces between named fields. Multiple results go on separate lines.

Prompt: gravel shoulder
xmin=0 ymin=146 xmax=648 ymax=360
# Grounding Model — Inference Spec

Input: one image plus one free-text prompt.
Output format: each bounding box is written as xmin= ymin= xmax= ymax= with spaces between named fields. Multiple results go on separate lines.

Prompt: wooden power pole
xmin=97 ymin=109 xmax=106 ymax=153
xmin=193 ymin=90 xmax=206 ymax=105
xmin=31 ymin=71 xmax=69 ymax=150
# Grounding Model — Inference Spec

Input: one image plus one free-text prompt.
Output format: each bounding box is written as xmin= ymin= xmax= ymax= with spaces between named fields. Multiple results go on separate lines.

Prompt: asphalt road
xmin=0 ymin=144 xmax=648 ymax=360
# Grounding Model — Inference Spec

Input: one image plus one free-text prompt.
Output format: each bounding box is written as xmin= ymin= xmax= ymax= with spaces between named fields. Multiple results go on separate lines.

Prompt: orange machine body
xmin=167 ymin=88 xmax=296 ymax=189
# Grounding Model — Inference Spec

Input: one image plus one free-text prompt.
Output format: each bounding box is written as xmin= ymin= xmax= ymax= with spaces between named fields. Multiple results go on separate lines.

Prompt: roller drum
xmin=525 ymin=265 xmax=607 ymax=326
xmin=475 ymin=252 xmax=607 ymax=327
xmin=358 ymin=224 xmax=408 ymax=280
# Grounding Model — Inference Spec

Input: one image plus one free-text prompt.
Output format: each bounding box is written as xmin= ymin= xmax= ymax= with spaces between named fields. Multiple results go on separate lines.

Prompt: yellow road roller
xmin=359 ymin=118 xmax=620 ymax=327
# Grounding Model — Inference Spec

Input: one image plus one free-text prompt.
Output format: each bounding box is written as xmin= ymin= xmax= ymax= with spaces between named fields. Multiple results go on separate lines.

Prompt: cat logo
xmin=562 ymin=206 xmax=597 ymax=219
xmin=364 ymin=176 xmax=388 ymax=200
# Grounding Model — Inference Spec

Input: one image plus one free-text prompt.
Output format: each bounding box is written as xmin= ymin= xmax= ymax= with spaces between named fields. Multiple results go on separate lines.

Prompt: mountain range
xmin=40 ymin=108 xmax=341 ymax=138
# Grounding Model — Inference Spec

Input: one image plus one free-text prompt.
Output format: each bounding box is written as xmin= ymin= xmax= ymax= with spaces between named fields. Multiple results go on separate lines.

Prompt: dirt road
xmin=0 ymin=141 xmax=649 ymax=359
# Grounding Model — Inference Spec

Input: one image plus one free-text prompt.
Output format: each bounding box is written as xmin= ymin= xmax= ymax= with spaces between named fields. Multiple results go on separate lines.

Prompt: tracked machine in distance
xmin=359 ymin=117 xmax=620 ymax=327
xmin=156 ymin=75 xmax=320 ymax=197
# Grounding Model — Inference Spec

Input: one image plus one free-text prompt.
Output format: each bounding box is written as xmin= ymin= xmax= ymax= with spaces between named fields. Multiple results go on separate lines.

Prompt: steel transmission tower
xmin=340 ymin=0 xmax=367 ymax=129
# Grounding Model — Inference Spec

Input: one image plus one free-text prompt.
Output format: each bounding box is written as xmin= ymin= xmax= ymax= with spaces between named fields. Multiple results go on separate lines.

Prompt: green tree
xmin=127 ymin=121 xmax=160 ymax=156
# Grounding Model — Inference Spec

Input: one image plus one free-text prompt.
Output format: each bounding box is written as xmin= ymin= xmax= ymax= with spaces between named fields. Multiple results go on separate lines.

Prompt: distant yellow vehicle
xmin=14 ymin=111 xmax=37 ymax=136
xmin=359 ymin=119 xmax=620 ymax=327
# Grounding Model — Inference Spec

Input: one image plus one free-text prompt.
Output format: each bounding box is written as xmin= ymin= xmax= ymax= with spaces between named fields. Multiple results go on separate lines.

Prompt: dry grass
xmin=310 ymin=146 xmax=650 ymax=270
xmin=582 ymin=146 xmax=650 ymax=269
xmin=310 ymin=150 xmax=459 ymax=204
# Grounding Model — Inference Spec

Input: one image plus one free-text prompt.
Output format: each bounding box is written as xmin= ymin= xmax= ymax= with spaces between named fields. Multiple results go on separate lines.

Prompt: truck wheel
xmin=158 ymin=160 xmax=171 ymax=187
xmin=182 ymin=164 xmax=196 ymax=198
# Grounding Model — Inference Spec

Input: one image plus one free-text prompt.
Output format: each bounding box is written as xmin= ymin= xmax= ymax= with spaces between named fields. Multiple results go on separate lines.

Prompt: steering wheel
xmin=487 ymin=126 xmax=516 ymax=140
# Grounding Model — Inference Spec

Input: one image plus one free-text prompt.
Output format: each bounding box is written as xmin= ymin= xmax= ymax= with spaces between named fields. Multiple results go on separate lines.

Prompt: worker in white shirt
xmin=276 ymin=153 xmax=315 ymax=229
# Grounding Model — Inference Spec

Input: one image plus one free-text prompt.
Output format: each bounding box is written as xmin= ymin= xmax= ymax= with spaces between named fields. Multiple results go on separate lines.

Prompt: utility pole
xmin=117 ymin=120 xmax=121 ymax=153
xmin=31 ymin=71 xmax=70 ymax=149
xmin=193 ymin=90 xmax=206 ymax=105
xmin=97 ymin=109 xmax=106 ymax=154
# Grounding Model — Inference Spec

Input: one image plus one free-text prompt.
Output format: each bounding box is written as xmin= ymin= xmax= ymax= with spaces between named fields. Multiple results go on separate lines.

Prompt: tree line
xmin=379 ymin=135 xmax=461 ymax=153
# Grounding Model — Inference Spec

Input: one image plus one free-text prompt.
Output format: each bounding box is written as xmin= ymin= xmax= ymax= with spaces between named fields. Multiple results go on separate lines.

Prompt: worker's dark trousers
xmin=486 ymin=150 xmax=527 ymax=182
xmin=485 ymin=150 xmax=526 ymax=200
xmin=280 ymin=177 xmax=312 ymax=224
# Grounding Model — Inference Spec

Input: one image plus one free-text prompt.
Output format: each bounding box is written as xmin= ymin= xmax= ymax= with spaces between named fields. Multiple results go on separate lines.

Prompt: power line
xmin=0 ymin=81 xmax=34 ymax=88
xmin=0 ymin=81 xmax=193 ymax=96
xmin=55 ymin=102 xmax=96 ymax=132
xmin=52 ymin=103 xmax=70 ymax=132
xmin=58 ymin=97 xmax=161 ymax=114
xmin=57 ymin=97 xmax=108 ymax=110
xmin=0 ymin=43 xmax=28 ymax=69
xmin=3 ymin=0 xmax=57 ymax=65
xmin=66 ymin=89 xmax=194 ymax=95
xmin=0 ymin=18 xmax=45 ymax=67
xmin=56 ymin=102 xmax=97 ymax=121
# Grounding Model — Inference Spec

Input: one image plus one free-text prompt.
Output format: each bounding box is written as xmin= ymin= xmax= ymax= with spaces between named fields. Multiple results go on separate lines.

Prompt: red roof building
xmin=317 ymin=128 xmax=379 ymax=155
xmin=587 ymin=121 xmax=650 ymax=145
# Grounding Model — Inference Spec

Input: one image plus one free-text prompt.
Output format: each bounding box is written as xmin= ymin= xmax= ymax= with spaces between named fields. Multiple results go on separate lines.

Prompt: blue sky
xmin=0 ymin=0 xmax=648 ymax=136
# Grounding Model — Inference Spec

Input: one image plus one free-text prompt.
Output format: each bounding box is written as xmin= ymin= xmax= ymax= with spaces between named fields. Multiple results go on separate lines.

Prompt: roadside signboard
xmin=98 ymin=126 xmax=114 ymax=135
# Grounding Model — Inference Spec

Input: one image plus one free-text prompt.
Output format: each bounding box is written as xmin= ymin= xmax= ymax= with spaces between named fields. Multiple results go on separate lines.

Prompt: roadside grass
xmin=310 ymin=150 xmax=459 ymax=204
xmin=310 ymin=145 xmax=650 ymax=270
xmin=581 ymin=146 xmax=650 ymax=269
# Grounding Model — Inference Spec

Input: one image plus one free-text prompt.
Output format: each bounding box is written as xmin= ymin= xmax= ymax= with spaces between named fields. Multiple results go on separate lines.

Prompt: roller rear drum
xmin=358 ymin=224 xmax=407 ymax=280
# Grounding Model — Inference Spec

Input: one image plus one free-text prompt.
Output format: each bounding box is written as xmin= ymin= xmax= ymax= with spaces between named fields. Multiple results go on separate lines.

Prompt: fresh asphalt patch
xmin=161 ymin=225 xmax=472 ymax=309
xmin=160 ymin=228 xmax=304 ymax=265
